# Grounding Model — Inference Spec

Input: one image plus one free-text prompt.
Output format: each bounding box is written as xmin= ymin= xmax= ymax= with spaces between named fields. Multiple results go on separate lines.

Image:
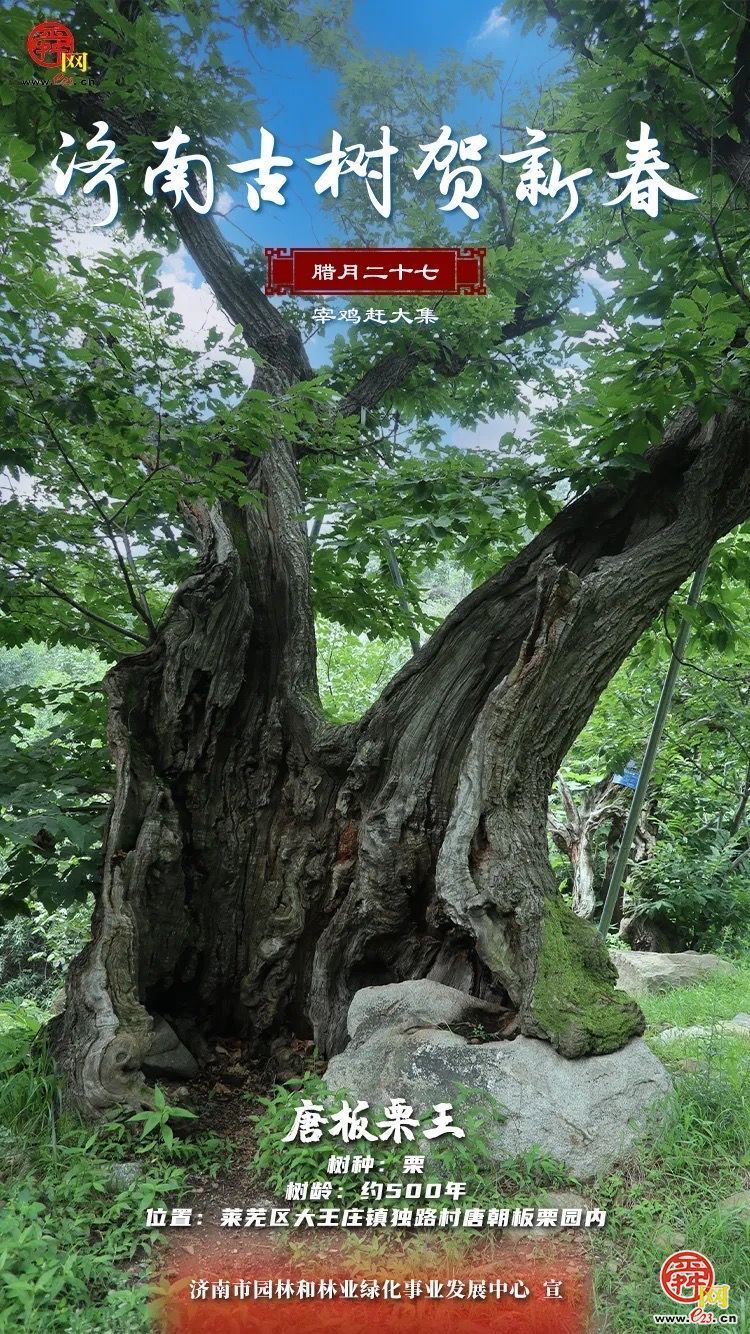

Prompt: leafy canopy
xmin=2 ymin=0 xmax=750 ymax=913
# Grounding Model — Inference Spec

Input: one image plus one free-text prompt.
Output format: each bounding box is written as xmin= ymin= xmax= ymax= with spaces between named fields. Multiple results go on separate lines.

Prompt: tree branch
xmin=6 ymin=562 xmax=149 ymax=647
xmin=68 ymin=84 xmax=311 ymax=388
xmin=169 ymin=202 xmax=312 ymax=385
xmin=359 ymin=401 xmax=750 ymax=812
xmin=336 ymin=302 xmax=563 ymax=419
xmin=7 ymin=350 xmax=158 ymax=637
xmin=641 ymin=41 xmax=733 ymax=115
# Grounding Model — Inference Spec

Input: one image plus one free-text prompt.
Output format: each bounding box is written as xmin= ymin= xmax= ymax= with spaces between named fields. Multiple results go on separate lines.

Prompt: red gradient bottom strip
xmin=155 ymin=1239 xmax=594 ymax=1333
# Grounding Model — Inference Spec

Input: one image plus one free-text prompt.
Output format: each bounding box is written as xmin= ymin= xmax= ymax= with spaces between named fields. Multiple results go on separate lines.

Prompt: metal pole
xmin=597 ymin=553 xmax=711 ymax=937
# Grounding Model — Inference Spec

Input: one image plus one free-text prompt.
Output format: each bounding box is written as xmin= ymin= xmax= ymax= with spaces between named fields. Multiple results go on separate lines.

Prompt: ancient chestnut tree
xmin=2 ymin=0 xmax=750 ymax=1114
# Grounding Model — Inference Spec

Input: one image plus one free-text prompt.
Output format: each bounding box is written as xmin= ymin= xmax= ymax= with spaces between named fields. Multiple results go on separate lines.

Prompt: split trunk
xmin=51 ymin=400 xmax=750 ymax=1114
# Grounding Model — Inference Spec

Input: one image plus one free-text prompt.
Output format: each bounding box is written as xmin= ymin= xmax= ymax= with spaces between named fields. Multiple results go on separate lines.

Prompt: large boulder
xmin=654 ymin=1019 xmax=750 ymax=1044
xmin=347 ymin=979 xmax=507 ymax=1042
xmin=324 ymin=981 xmax=672 ymax=1181
xmin=142 ymin=1015 xmax=199 ymax=1079
xmin=611 ymin=950 xmax=734 ymax=998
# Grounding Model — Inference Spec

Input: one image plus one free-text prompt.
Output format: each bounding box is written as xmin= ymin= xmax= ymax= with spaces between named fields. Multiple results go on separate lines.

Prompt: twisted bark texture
xmin=50 ymin=387 xmax=750 ymax=1110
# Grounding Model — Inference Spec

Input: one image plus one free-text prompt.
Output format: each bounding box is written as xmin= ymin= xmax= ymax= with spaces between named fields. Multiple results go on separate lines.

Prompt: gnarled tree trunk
xmin=38 ymin=0 xmax=750 ymax=1120
xmin=50 ymin=392 xmax=750 ymax=1114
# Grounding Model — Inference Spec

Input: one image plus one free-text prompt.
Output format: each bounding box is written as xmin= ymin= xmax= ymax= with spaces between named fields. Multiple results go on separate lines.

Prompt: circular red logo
xmin=26 ymin=20 xmax=75 ymax=69
xmin=660 ymin=1251 xmax=715 ymax=1305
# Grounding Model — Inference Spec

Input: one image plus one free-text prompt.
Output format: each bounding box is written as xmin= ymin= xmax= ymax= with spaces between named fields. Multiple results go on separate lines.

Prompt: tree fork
xmin=307 ymin=402 xmax=750 ymax=1054
xmin=52 ymin=396 xmax=750 ymax=1113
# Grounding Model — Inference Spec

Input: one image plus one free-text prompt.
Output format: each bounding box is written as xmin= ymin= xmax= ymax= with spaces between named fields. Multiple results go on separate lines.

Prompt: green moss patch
xmin=529 ymin=895 xmax=645 ymax=1056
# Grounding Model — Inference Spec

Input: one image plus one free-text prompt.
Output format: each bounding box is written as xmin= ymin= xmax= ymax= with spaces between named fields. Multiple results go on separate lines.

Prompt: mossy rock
xmin=527 ymin=896 xmax=645 ymax=1056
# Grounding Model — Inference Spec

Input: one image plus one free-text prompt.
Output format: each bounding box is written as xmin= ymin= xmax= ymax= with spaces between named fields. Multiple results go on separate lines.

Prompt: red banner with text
xmin=264 ymin=247 xmax=486 ymax=296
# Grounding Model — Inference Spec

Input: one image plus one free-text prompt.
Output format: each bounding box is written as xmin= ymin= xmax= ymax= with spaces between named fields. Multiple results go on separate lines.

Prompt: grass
xmin=591 ymin=962 xmax=750 ymax=1331
xmin=0 ymin=1001 xmax=224 ymax=1334
xmin=2 ymin=961 xmax=749 ymax=1331
xmin=639 ymin=957 xmax=750 ymax=1030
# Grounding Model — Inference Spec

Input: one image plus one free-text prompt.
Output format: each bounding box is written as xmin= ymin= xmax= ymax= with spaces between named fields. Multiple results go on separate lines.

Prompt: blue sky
xmin=166 ymin=0 xmax=566 ymax=393
xmin=121 ymin=3 xmax=569 ymax=437
xmin=212 ymin=2 xmax=561 ymax=251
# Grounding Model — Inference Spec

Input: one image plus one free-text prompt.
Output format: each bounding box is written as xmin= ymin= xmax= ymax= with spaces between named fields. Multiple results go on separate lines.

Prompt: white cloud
xmin=214 ymin=189 xmax=234 ymax=217
xmin=158 ymin=246 xmax=255 ymax=383
xmin=581 ymin=266 xmax=619 ymax=300
xmin=47 ymin=185 xmax=254 ymax=383
xmin=475 ymin=6 xmax=508 ymax=39
xmin=579 ymin=319 xmax=618 ymax=345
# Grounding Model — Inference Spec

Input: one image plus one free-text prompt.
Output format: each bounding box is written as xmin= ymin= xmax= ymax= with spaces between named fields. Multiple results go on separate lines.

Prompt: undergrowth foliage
xmin=0 ymin=1002 xmax=223 ymax=1333
xmin=0 ymin=964 xmax=748 ymax=1329
xmin=593 ymin=1035 xmax=750 ymax=1330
